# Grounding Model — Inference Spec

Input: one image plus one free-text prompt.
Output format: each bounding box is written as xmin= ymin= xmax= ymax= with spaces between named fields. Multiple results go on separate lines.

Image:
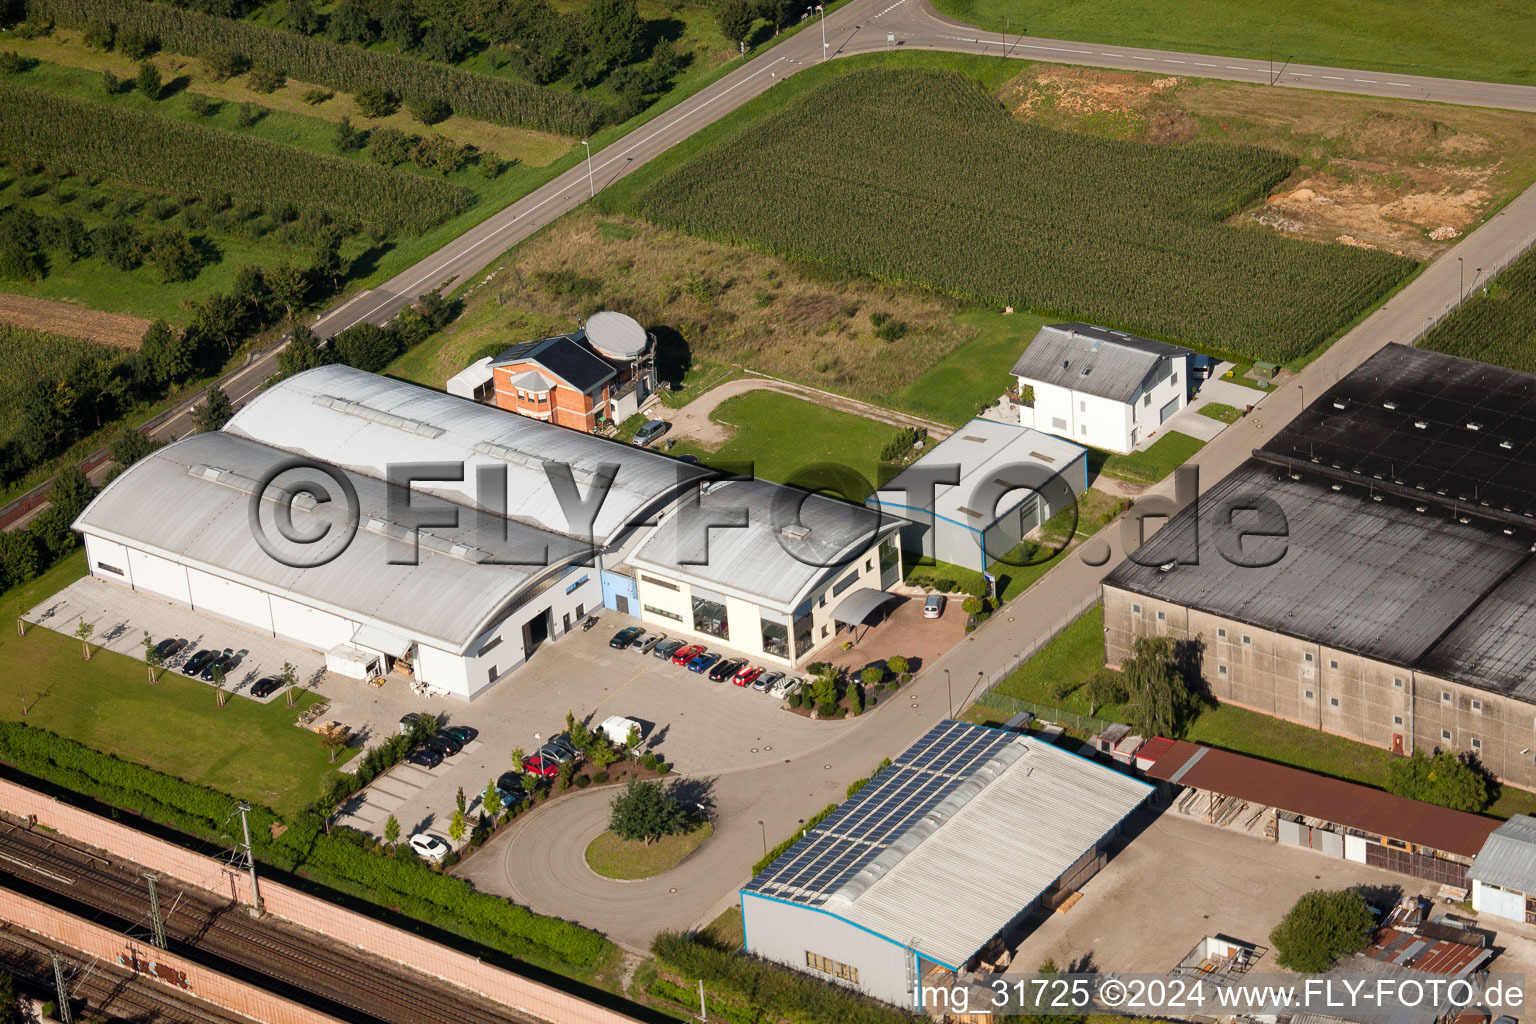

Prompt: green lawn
xmin=1197 ymin=402 xmax=1242 ymax=424
xmin=1097 ymin=430 xmax=1205 ymax=484
xmin=931 ymin=0 xmax=1536 ymax=86
xmin=0 ymin=550 xmax=348 ymax=818
xmin=1215 ymin=362 xmax=1277 ymax=392
xmin=665 ymin=390 xmax=900 ymax=498
xmin=980 ymin=604 xmax=1536 ymax=819
xmin=584 ymin=822 xmax=713 ymax=880
xmin=893 ymin=309 xmax=1052 ymax=426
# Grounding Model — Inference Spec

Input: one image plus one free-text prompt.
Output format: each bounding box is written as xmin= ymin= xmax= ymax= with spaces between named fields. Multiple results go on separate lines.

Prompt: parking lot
xmin=25 ymin=577 xmax=328 ymax=701
xmin=329 ymin=611 xmax=852 ymax=846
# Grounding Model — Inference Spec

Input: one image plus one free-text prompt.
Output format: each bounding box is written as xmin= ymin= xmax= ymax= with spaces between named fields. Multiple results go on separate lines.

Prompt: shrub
xmin=787 ymin=692 xmax=802 ymax=708
xmin=641 ymin=752 xmax=659 ymax=771
xmin=816 ymin=701 xmax=836 ymax=718
xmin=0 ymin=50 xmax=34 ymax=73
xmin=186 ymin=92 xmax=213 ymax=116
xmin=859 ymin=666 xmax=883 ymax=688
xmin=100 ymin=69 xmax=122 ymax=95
xmin=235 ymin=101 xmax=259 ymax=127
xmin=592 ymin=771 xmax=610 ymax=785
xmin=203 ymin=46 xmax=249 ymax=80
xmin=246 ymin=65 xmax=286 ymax=93
xmin=886 ymin=655 xmax=909 ymax=675
xmin=874 ymin=317 xmax=907 ymax=342
xmin=575 ymin=774 xmax=591 ymax=789
xmin=1270 ymin=889 xmax=1375 ymax=972
xmin=117 ymin=27 xmax=157 ymax=58
xmin=81 ymin=18 xmax=113 ymax=49
xmin=410 ymin=95 xmax=451 ymax=125
xmin=355 ymin=85 xmax=399 ymax=118
xmin=302 ymin=87 xmax=333 ymax=104
xmin=134 ymin=61 xmax=161 ymax=100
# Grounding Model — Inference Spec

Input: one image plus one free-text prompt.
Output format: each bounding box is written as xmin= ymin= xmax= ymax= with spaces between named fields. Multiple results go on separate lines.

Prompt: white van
xmin=595 ymin=715 xmax=645 ymax=747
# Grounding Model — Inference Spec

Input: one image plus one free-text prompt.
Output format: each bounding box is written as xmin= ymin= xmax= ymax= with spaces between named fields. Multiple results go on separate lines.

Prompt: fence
xmin=975 ymin=692 xmax=1111 ymax=735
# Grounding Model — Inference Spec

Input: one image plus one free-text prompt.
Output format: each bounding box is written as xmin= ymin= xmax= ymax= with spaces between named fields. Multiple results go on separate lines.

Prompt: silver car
xmin=755 ymin=671 xmax=782 ymax=693
xmin=637 ymin=633 xmax=667 ymax=654
xmin=770 ymin=674 xmax=801 ymax=699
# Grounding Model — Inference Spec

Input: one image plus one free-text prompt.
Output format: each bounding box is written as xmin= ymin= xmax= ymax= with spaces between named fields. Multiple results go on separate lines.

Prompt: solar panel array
xmin=744 ymin=721 xmax=1013 ymax=905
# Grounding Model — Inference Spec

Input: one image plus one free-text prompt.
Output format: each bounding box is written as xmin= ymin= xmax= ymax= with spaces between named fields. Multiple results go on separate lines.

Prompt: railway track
xmin=0 ymin=823 xmax=538 ymax=1024
xmin=0 ymin=926 xmax=248 ymax=1024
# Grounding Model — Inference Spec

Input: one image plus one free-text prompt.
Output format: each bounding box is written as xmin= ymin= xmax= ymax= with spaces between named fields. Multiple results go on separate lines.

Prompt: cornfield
xmin=25 ymin=0 xmax=607 ymax=137
xmin=627 ymin=69 xmax=1417 ymax=362
xmin=1420 ymin=245 xmax=1536 ymax=372
xmin=0 ymin=84 xmax=474 ymax=233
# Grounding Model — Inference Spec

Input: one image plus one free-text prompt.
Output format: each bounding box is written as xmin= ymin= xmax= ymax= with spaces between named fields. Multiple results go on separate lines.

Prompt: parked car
xmin=495 ymin=771 xmax=527 ymax=804
xmin=673 ymin=644 xmax=706 ymax=665
xmin=408 ymin=833 xmax=450 ymax=862
xmin=1189 ymin=353 xmax=1214 ymax=381
xmin=709 ymin=658 xmax=745 ymax=682
xmin=654 ymin=639 xmax=685 ymax=660
xmin=595 ymin=715 xmax=645 ymax=747
xmin=398 ymin=712 xmax=432 ymax=736
xmin=537 ymin=743 xmax=574 ymax=765
xmin=923 ymin=594 xmax=946 ymax=619
xmin=199 ymin=648 xmax=235 ymax=681
xmin=407 ymin=747 xmax=444 ymax=769
xmin=152 ymin=637 xmax=187 ymax=661
xmin=756 ymin=671 xmax=782 ymax=694
xmin=675 ymin=454 xmax=700 ymax=465
xmin=181 ymin=649 xmax=218 ymax=676
xmin=610 ymin=626 xmax=645 ymax=650
xmin=770 ymin=675 xmax=802 ymax=699
xmin=733 ymin=665 xmax=764 ymax=688
xmin=523 ymin=753 xmax=560 ymax=778
xmin=441 ymin=724 xmax=477 ymax=745
xmin=636 ymin=633 xmax=666 ymax=654
xmin=427 ymin=733 xmax=462 ymax=757
xmin=632 ymin=420 xmax=670 ymax=447
xmin=687 ymin=651 xmax=720 ymax=674
xmin=249 ymin=676 xmax=282 ymax=699
xmin=547 ymin=733 xmax=581 ymax=760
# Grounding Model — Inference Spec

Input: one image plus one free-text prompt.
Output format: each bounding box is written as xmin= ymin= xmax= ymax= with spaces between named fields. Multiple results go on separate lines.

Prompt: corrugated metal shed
xmin=74 ymin=432 xmax=590 ymax=653
xmin=225 ymin=365 xmax=704 ymax=545
xmin=1466 ymin=813 xmax=1536 ymax=894
xmin=744 ymin=720 xmax=1148 ymax=971
xmin=1009 ymin=323 xmax=1190 ymax=403
xmin=627 ymin=478 xmax=894 ymax=613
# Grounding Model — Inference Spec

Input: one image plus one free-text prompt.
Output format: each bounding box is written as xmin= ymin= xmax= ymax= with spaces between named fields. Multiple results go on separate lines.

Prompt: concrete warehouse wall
xmin=0 ymin=885 xmax=338 ymax=1024
xmin=0 ymin=779 xmax=641 ymax=1024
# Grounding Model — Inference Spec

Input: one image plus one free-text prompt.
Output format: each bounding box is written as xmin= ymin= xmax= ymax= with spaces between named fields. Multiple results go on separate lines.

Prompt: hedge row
xmin=652 ymin=933 xmax=918 ymax=1024
xmin=0 ymin=84 xmax=473 ymax=234
xmin=25 ymin=0 xmax=608 ymax=136
xmin=0 ymin=722 xmax=610 ymax=971
xmin=752 ymin=802 xmax=836 ymax=876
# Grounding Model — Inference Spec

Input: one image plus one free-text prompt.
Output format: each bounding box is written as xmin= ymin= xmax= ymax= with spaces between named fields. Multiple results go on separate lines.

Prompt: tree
xmin=314 ymin=780 xmax=341 ymax=834
xmin=140 ymin=319 xmax=193 ymax=383
xmin=0 ymin=206 xmax=45 ymax=282
xmin=142 ymin=631 xmax=163 ymax=683
xmin=354 ymin=85 xmax=399 ymax=118
xmin=383 ymin=813 xmax=401 ymax=848
xmin=118 ymin=28 xmax=159 ymax=59
xmin=333 ymin=115 xmax=365 ymax=152
xmin=482 ymin=779 xmax=502 ymax=821
xmin=624 ymin=724 xmax=642 ymax=757
xmin=212 ymin=663 xmax=228 ymax=705
xmin=608 ymin=779 xmax=689 ymax=845
xmin=92 ymin=220 xmax=143 ymax=270
xmin=0 ymin=970 xmax=24 ymax=1024
xmin=309 ymin=221 xmax=350 ymax=290
xmin=331 ymin=322 xmax=399 ymax=372
xmin=329 ymin=0 xmax=376 ymax=44
xmin=590 ymin=741 xmax=620 ymax=771
xmin=1083 ymin=667 xmax=1128 ymax=716
xmin=147 ymin=227 xmax=200 ymax=282
xmin=286 ymin=0 xmax=322 ymax=35
xmin=321 ymin=729 xmax=348 ymax=762
xmin=1270 ymin=889 xmax=1375 ymax=972
xmin=449 ymin=807 xmax=466 ymax=843
xmin=277 ymin=324 xmax=328 ymax=377
xmin=281 ymin=661 xmax=300 ymax=705
xmin=860 ymin=665 xmax=883 ymax=688
xmin=111 ymin=426 xmax=162 ymax=469
xmin=194 ymin=385 xmax=234 ymax=432
xmin=247 ymin=66 xmax=285 ymax=93
xmin=847 ymin=684 xmax=863 ymax=716
xmin=203 ymin=46 xmax=250 ymax=80
xmin=49 ymin=465 xmax=97 ymax=524
xmin=1122 ymin=634 xmax=1196 ymax=738
xmin=268 ymin=263 xmax=310 ymax=320
xmin=381 ymin=0 xmax=420 ymax=49
xmin=74 ymin=619 xmax=95 ymax=659
xmin=0 ymin=532 xmax=40 ymax=592
xmin=455 ymin=785 xmax=467 ymax=817
xmin=886 ymin=654 xmax=909 ymax=676
xmin=961 ymin=595 xmax=984 ymax=616
xmin=1386 ymin=749 xmax=1493 ymax=812
xmin=716 ymin=0 xmax=752 ymax=42
xmin=135 ymin=61 xmax=162 ymax=99
xmin=581 ymin=0 xmax=641 ymax=81
xmin=809 ymin=668 xmax=839 ymax=712
xmin=410 ymin=95 xmax=452 ymax=125
xmin=421 ymin=22 xmax=472 ymax=63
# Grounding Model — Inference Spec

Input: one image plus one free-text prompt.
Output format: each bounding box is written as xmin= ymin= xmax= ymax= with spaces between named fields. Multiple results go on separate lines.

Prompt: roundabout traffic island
xmin=584 ymin=822 xmax=713 ymax=880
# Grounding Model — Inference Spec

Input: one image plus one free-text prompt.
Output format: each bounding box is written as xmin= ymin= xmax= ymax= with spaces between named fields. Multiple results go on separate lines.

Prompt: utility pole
xmin=51 ymin=953 xmax=72 ymax=1024
xmin=1003 ymin=14 xmax=1007 ymax=55
xmin=145 ymin=872 xmax=167 ymax=949
xmin=698 ymin=978 xmax=708 ymax=1021
xmin=1458 ymin=256 xmax=1464 ymax=300
xmin=236 ymin=801 xmax=264 ymax=918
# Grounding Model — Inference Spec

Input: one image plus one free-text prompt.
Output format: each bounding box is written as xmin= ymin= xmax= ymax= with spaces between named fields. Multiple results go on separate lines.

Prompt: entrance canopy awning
xmin=351 ymin=623 xmax=414 ymax=658
xmin=831 ymin=587 xmax=900 ymax=628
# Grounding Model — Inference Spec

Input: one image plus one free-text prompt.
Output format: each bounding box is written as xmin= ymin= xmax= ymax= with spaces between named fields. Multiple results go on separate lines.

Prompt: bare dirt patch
xmin=998 ymin=66 xmax=1536 ymax=259
xmin=0 ymin=293 xmax=150 ymax=348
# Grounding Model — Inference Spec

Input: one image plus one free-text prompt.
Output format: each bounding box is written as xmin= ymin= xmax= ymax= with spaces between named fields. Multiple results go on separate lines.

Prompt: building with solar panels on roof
xmin=740 ymin=720 xmax=1150 ymax=1008
xmin=1103 ymin=343 xmax=1536 ymax=793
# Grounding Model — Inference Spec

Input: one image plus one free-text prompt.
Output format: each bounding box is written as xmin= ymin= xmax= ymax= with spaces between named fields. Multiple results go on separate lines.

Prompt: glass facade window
xmin=879 ymin=538 xmax=899 ymax=589
xmin=792 ymin=601 xmax=814 ymax=661
xmin=692 ymin=588 xmax=729 ymax=641
xmin=761 ymin=616 xmax=789 ymax=659
xmin=645 ymin=604 xmax=682 ymax=622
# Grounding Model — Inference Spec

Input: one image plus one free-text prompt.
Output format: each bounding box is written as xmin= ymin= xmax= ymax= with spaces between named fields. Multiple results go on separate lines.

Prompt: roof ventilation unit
xmin=1467 ymin=422 xmax=1483 ymax=431
xmin=1382 ymin=400 xmax=1398 ymax=410
xmin=1414 ymin=420 xmax=1429 ymax=429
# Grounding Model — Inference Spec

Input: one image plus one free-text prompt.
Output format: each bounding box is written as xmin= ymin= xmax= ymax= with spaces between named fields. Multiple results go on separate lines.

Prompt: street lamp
xmin=580 ymin=139 xmax=595 ymax=198
xmin=944 ymin=669 xmax=952 ymax=718
xmin=1458 ymin=256 xmax=1463 ymax=301
xmin=757 ymin=819 xmax=767 ymax=857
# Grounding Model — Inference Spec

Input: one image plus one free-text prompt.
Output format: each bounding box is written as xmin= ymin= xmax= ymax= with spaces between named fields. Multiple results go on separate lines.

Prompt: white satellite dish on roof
xmin=585 ymin=311 xmax=648 ymax=361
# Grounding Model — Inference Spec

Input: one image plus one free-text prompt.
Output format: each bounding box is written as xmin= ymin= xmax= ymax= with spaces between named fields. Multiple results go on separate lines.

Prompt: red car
xmin=523 ymin=754 xmax=560 ymax=778
xmin=733 ymin=665 xmax=763 ymax=688
xmin=671 ymin=644 xmax=706 ymax=665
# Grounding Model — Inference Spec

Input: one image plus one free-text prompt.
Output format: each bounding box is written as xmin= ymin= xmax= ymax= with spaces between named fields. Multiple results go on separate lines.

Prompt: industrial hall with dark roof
xmin=1103 ymin=344 xmax=1536 ymax=791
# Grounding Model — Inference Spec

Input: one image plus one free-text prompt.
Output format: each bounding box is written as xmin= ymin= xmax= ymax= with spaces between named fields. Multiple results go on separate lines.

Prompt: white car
xmin=923 ymin=593 xmax=946 ymax=618
xmin=770 ymin=675 xmax=802 ymax=700
xmin=409 ymin=833 xmax=450 ymax=862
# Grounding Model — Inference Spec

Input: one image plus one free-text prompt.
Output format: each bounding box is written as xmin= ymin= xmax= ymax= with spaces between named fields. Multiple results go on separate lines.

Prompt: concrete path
xmin=666 ymin=374 xmax=951 ymax=446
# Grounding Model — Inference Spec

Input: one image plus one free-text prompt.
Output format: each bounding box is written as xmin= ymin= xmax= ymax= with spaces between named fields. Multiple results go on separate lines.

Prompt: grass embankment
xmin=1096 ymin=431 xmax=1205 ymax=484
xmin=585 ymin=823 xmax=713 ymax=880
xmin=1197 ymin=402 xmax=1243 ymax=424
xmin=0 ymin=551 xmax=346 ymax=818
xmin=930 ymin=0 xmax=1536 ymax=86
xmin=975 ymin=605 xmax=1536 ymax=819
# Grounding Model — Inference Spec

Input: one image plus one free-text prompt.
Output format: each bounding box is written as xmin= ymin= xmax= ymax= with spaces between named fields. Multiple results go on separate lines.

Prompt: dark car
xmin=181 ymin=649 xmax=218 ymax=676
xmin=249 ymin=676 xmax=282 ymax=699
xmin=152 ymin=637 xmax=187 ymax=661
xmin=672 ymin=644 xmax=706 ymax=666
xmin=427 ymin=733 xmax=462 ymax=757
xmin=709 ymin=658 xmax=745 ymax=683
xmin=441 ymin=725 xmax=477 ymax=745
xmin=687 ymin=652 xmax=720 ymax=674
xmin=407 ymin=747 xmax=444 ymax=769
xmin=198 ymin=648 xmax=234 ymax=681
xmin=654 ymin=639 xmax=685 ymax=660
xmin=547 ymin=733 xmax=580 ymax=760
xmin=495 ymin=771 xmax=527 ymax=803
xmin=523 ymin=753 xmax=560 ymax=778
xmin=610 ymin=626 xmax=645 ymax=650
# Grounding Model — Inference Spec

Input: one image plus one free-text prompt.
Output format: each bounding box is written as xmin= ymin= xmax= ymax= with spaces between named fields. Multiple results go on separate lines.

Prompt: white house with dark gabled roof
xmin=1010 ymin=322 xmax=1192 ymax=454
